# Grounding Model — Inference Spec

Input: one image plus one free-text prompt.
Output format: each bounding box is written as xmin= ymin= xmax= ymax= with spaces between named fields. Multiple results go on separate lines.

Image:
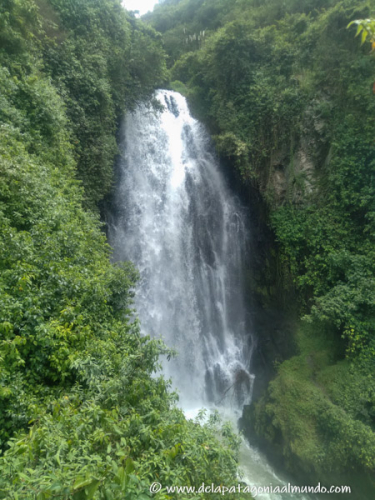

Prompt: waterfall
xmin=110 ymin=90 xmax=254 ymax=410
xmin=109 ymin=90 xmax=312 ymax=499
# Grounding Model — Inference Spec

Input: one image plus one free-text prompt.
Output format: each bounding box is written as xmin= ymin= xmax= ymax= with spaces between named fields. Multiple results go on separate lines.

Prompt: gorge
xmin=109 ymin=90 xmax=313 ymax=498
xmin=1 ymin=0 xmax=375 ymax=498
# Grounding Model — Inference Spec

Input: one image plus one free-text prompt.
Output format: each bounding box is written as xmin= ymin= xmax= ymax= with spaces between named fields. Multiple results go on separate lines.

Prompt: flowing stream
xmin=109 ymin=90 xmax=311 ymax=499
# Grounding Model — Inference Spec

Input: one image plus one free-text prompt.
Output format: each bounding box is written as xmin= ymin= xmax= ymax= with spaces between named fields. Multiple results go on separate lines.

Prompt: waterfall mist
xmin=109 ymin=90 xmax=254 ymax=411
xmin=109 ymin=90 xmax=313 ymax=499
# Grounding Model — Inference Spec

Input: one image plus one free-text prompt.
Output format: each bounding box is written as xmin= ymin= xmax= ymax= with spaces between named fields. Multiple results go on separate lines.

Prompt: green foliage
xmin=168 ymin=79 xmax=189 ymax=95
xmin=150 ymin=0 xmax=375 ymax=490
xmin=0 ymin=400 xmax=242 ymax=499
xmin=152 ymin=0 xmax=375 ymax=360
xmin=252 ymin=322 xmax=375 ymax=489
xmin=0 ymin=1 xmax=243 ymax=497
xmin=0 ymin=0 xmax=39 ymax=64
xmin=145 ymin=0 xmax=235 ymax=66
xmin=348 ymin=18 xmax=375 ymax=46
xmin=1 ymin=0 xmax=168 ymax=209
xmin=0 ymin=85 xmax=136 ymax=446
xmin=43 ymin=0 xmax=167 ymax=208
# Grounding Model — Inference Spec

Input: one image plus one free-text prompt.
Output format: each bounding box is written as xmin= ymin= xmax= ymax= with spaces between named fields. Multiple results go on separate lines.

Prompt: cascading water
xmin=110 ymin=90 xmax=254 ymax=410
xmin=109 ymin=90 xmax=312 ymax=500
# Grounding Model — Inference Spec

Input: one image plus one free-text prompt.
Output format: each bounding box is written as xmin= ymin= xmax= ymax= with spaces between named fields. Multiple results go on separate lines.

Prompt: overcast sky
xmin=122 ymin=0 xmax=159 ymax=16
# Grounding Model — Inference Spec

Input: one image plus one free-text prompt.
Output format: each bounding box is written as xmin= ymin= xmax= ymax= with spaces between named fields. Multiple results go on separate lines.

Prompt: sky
xmin=122 ymin=0 xmax=159 ymax=16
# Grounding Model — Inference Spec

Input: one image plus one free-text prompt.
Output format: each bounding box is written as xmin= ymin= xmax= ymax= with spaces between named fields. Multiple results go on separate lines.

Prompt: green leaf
xmin=73 ymin=477 xmax=93 ymax=490
xmin=85 ymin=479 xmax=101 ymax=499
xmin=361 ymin=29 xmax=368 ymax=45
xmin=125 ymin=457 xmax=135 ymax=474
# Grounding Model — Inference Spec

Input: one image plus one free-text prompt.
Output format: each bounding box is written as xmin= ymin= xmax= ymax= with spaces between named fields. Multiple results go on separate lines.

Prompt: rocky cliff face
xmin=266 ymin=100 xmax=331 ymax=207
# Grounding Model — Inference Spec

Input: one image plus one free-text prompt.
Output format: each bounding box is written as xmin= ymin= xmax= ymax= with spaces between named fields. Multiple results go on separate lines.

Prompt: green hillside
xmin=0 ymin=1 xmax=244 ymax=498
xmin=147 ymin=0 xmax=375 ymax=494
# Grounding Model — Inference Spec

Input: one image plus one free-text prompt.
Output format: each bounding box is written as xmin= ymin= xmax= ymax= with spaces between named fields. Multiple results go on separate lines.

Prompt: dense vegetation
xmin=147 ymin=0 xmax=375 ymax=494
xmin=3 ymin=0 xmax=375 ymax=495
xmin=0 ymin=1 xmax=245 ymax=498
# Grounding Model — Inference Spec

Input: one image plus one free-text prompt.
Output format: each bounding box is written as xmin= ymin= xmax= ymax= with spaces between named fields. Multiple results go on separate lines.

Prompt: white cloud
xmin=122 ymin=0 xmax=159 ymax=16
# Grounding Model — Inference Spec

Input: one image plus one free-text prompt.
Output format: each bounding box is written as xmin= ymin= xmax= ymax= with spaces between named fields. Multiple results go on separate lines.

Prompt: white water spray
xmin=109 ymin=90 xmax=312 ymax=500
xmin=110 ymin=90 xmax=254 ymax=409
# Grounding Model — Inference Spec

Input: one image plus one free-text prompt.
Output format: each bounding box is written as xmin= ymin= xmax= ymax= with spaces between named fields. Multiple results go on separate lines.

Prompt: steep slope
xmin=0 ymin=1 xmax=244 ymax=498
xmin=147 ymin=0 xmax=375 ymax=494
